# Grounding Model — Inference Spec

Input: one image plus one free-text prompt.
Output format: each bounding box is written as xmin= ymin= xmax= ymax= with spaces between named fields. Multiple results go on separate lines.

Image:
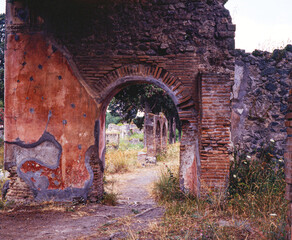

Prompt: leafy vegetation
xmin=106 ymin=111 xmax=121 ymax=129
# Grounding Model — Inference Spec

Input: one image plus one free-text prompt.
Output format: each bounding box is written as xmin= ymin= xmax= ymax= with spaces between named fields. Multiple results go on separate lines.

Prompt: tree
xmin=108 ymin=83 xmax=181 ymax=143
xmin=106 ymin=111 xmax=121 ymax=129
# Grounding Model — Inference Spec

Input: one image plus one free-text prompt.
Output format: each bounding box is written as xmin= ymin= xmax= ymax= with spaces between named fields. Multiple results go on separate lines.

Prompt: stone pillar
xmin=145 ymin=113 xmax=156 ymax=159
xmin=145 ymin=113 xmax=168 ymax=162
xmin=155 ymin=119 xmax=162 ymax=154
xmin=162 ymin=121 xmax=168 ymax=151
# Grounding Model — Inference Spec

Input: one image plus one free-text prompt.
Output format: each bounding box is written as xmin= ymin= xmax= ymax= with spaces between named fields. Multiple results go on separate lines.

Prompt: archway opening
xmin=101 ymin=82 xmax=181 ymax=203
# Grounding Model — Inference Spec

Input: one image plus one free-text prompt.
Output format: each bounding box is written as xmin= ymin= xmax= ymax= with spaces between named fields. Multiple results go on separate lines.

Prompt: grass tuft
xmin=102 ymin=192 xmax=118 ymax=206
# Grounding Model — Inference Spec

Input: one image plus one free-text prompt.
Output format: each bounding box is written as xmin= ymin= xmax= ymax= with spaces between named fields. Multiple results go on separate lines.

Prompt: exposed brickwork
xmin=88 ymin=147 xmax=104 ymax=202
xmin=5 ymin=166 xmax=34 ymax=202
xmin=200 ymin=73 xmax=232 ymax=189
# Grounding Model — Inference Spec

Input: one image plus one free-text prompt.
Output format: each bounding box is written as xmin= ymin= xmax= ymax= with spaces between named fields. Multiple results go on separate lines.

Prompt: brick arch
xmin=94 ymin=64 xmax=200 ymax=196
xmin=95 ymin=64 xmax=198 ymax=123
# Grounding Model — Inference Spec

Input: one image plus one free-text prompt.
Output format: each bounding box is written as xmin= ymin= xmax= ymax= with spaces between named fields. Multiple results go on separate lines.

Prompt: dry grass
xmin=156 ymin=142 xmax=180 ymax=164
xmin=105 ymin=148 xmax=141 ymax=174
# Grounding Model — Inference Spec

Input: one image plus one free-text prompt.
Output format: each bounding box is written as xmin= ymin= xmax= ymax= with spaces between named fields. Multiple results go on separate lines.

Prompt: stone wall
xmin=232 ymin=46 xmax=292 ymax=159
xmin=106 ymin=132 xmax=120 ymax=149
xmin=285 ymin=89 xmax=292 ymax=239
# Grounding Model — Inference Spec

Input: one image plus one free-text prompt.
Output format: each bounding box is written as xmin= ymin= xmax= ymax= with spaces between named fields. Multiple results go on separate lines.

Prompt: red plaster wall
xmin=5 ymin=33 xmax=99 ymax=190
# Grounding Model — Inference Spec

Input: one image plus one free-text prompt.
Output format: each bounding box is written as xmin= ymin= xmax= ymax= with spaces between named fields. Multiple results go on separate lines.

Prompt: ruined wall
xmin=232 ymin=46 xmax=292 ymax=159
xmin=285 ymin=89 xmax=292 ymax=239
xmin=145 ymin=113 xmax=168 ymax=162
xmin=5 ymin=0 xmax=235 ymax=201
xmin=4 ymin=10 xmax=103 ymax=201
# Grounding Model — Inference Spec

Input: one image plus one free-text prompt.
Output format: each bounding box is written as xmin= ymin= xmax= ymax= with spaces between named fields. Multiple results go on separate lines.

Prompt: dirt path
xmin=0 ymin=165 xmax=164 ymax=240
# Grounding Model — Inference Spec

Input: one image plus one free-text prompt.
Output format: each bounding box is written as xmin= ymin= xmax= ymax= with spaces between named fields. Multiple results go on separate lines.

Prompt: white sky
xmin=0 ymin=1 xmax=4 ymax=15
xmin=0 ymin=0 xmax=291 ymax=52
xmin=225 ymin=0 xmax=292 ymax=52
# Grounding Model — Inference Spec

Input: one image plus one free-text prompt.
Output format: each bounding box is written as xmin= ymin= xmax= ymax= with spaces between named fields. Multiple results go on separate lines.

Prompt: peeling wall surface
xmin=4 ymin=31 xmax=101 ymax=201
xmin=4 ymin=0 xmax=235 ymax=201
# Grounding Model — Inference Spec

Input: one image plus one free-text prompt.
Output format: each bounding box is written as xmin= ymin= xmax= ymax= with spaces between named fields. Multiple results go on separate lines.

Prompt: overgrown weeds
xmin=228 ymin=142 xmax=287 ymax=239
xmin=143 ymin=142 xmax=288 ymax=239
xmin=152 ymin=164 xmax=186 ymax=203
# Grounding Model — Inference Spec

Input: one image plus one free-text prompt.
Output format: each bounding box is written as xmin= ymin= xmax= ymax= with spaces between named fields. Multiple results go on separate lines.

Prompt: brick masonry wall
xmin=4 ymin=32 xmax=100 ymax=201
xmin=200 ymin=73 xmax=232 ymax=189
xmin=4 ymin=0 xmax=235 ymax=201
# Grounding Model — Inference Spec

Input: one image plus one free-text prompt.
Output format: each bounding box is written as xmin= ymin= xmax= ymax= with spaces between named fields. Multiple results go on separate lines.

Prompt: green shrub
xmin=102 ymin=192 xmax=118 ymax=206
xmin=152 ymin=166 xmax=187 ymax=203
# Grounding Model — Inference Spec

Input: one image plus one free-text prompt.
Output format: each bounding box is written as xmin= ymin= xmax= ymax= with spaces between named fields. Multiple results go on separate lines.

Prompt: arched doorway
xmin=91 ymin=65 xmax=200 ymax=198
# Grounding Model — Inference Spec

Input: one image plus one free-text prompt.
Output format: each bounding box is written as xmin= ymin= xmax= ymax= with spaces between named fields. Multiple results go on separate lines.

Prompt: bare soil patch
xmin=0 ymin=165 xmax=164 ymax=240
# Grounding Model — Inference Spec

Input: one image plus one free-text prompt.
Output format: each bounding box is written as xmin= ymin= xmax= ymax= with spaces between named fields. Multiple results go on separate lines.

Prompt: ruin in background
xmin=144 ymin=113 xmax=168 ymax=163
